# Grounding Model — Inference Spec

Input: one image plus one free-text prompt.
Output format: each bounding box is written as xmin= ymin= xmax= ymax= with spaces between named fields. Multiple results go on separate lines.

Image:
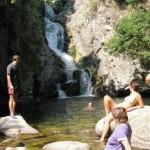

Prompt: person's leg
xmin=100 ymin=113 xmax=114 ymax=143
xmin=99 ymin=95 xmax=117 ymax=143
xmin=9 ymin=94 xmax=15 ymax=116
xmin=13 ymin=92 xmax=18 ymax=113
xmin=103 ymin=95 xmax=117 ymax=115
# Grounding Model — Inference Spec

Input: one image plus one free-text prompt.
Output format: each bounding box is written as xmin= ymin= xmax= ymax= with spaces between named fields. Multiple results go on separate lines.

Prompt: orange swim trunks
xmin=8 ymin=88 xmax=18 ymax=95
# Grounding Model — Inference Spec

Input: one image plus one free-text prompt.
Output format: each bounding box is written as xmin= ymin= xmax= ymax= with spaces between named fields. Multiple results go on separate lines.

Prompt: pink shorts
xmin=8 ymin=88 xmax=18 ymax=95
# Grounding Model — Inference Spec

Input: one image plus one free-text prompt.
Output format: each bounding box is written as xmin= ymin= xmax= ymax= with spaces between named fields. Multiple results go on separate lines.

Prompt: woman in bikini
xmin=100 ymin=79 xmax=144 ymax=143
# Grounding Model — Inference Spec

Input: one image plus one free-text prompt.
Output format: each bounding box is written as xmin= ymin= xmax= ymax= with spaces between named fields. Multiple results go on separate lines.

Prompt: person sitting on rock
xmin=100 ymin=79 xmax=144 ymax=143
xmin=104 ymin=107 xmax=132 ymax=150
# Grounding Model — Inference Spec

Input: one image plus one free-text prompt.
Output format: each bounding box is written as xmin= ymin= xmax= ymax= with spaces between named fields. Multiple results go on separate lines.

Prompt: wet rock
xmin=0 ymin=115 xmax=38 ymax=137
xmin=43 ymin=141 xmax=90 ymax=150
xmin=95 ymin=106 xmax=150 ymax=150
xmin=5 ymin=147 xmax=26 ymax=150
xmin=61 ymin=82 xmax=80 ymax=96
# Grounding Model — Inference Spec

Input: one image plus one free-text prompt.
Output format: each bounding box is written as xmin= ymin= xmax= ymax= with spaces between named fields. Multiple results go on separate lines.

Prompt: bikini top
xmin=124 ymin=94 xmax=136 ymax=104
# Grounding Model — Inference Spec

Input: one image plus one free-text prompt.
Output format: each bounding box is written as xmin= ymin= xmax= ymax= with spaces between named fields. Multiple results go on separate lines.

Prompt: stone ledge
xmin=0 ymin=115 xmax=38 ymax=137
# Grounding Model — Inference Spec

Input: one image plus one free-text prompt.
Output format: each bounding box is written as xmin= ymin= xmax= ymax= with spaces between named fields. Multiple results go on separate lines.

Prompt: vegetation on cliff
xmin=116 ymin=0 xmax=148 ymax=5
xmin=108 ymin=8 xmax=150 ymax=68
xmin=45 ymin=0 xmax=67 ymax=13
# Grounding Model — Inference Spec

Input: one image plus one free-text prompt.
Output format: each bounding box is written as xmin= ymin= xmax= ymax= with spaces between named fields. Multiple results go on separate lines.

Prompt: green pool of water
xmin=0 ymin=96 xmax=149 ymax=150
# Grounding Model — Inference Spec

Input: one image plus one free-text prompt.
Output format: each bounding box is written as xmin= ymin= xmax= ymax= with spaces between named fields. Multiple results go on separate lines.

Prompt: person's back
xmin=105 ymin=123 xmax=132 ymax=150
xmin=104 ymin=107 xmax=132 ymax=150
xmin=7 ymin=62 xmax=19 ymax=89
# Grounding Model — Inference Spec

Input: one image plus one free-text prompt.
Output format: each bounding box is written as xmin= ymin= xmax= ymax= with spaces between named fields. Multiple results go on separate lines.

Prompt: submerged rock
xmin=43 ymin=141 xmax=90 ymax=150
xmin=95 ymin=106 xmax=150 ymax=150
xmin=0 ymin=115 xmax=38 ymax=137
xmin=5 ymin=147 xmax=26 ymax=150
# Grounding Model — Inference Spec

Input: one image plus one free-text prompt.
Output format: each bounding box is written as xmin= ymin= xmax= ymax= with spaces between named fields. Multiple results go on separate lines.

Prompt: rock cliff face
xmin=61 ymin=0 xmax=150 ymax=96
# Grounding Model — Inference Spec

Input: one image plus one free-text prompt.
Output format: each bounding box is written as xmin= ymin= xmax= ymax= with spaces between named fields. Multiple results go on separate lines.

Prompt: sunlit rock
xmin=62 ymin=0 xmax=150 ymax=96
xmin=0 ymin=115 xmax=38 ymax=137
xmin=95 ymin=106 xmax=150 ymax=150
xmin=43 ymin=141 xmax=91 ymax=150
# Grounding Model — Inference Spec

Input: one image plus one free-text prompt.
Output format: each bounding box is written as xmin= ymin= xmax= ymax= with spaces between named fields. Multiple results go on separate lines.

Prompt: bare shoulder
xmin=134 ymin=92 xmax=144 ymax=105
xmin=132 ymin=91 xmax=141 ymax=98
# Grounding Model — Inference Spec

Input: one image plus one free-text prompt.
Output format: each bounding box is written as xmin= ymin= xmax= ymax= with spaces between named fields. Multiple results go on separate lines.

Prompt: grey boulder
xmin=43 ymin=141 xmax=91 ymax=150
xmin=0 ymin=115 xmax=38 ymax=137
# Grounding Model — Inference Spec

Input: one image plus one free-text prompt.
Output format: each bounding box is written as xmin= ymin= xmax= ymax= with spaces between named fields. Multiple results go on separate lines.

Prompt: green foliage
xmin=108 ymin=9 xmax=150 ymax=64
xmin=69 ymin=46 xmax=77 ymax=59
xmin=10 ymin=0 xmax=16 ymax=4
xmin=44 ymin=0 xmax=67 ymax=14
xmin=126 ymin=0 xmax=142 ymax=4
xmin=115 ymin=0 xmax=147 ymax=5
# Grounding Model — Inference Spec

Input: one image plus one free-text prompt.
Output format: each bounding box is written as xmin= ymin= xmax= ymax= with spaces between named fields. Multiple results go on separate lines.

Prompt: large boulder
xmin=95 ymin=106 xmax=150 ymax=150
xmin=43 ymin=141 xmax=91 ymax=150
xmin=0 ymin=115 xmax=38 ymax=137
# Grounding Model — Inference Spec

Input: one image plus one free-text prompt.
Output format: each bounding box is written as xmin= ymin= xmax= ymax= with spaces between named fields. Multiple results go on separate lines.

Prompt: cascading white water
xmin=44 ymin=3 xmax=93 ymax=97
xmin=44 ymin=4 xmax=76 ymax=70
xmin=57 ymin=84 xmax=67 ymax=98
xmin=66 ymin=69 xmax=75 ymax=83
xmin=80 ymin=70 xmax=93 ymax=96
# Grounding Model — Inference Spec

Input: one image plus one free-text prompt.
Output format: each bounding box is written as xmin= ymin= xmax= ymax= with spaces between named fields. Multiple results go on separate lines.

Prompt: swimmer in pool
xmin=83 ymin=102 xmax=95 ymax=111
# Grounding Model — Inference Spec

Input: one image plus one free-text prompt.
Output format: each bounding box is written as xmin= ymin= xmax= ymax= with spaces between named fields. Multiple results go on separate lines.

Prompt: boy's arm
xmin=121 ymin=139 xmax=132 ymax=150
xmin=7 ymin=74 xmax=13 ymax=89
xmin=6 ymin=65 xmax=13 ymax=89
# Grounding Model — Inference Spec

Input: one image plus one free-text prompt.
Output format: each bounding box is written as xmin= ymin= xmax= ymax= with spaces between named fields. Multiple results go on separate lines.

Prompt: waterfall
xmin=57 ymin=84 xmax=67 ymax=98
xmin=44 ymin=3 xmax=93 ymax=97
xmin=66 ymin=69 xmax=75 ymax=83
xmin=80 ymin=70 xmax=93 ymax=96
xmin=44 ymin=4 xmax=76 ymax=70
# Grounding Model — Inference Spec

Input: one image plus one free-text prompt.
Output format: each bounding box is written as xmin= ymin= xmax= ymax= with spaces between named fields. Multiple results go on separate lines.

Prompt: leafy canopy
xmin=108 ymin=9 xmax=150 ymax=65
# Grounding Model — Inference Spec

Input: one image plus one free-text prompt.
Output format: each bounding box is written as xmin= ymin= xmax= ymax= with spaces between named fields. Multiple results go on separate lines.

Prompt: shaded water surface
xmin=0 ymin=97 xmax=150 ymax=150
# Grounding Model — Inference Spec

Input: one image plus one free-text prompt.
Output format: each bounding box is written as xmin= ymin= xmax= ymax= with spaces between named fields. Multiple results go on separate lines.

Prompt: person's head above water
xmin=88 ymin=102 xmax=92 ymax=108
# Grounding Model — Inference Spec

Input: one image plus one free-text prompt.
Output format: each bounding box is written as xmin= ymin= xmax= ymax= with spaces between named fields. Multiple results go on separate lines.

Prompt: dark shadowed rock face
xmin=95 ymin=106 xmax=150 ymax=150
xmin=0 ymin=1 xmax=65 ymax=99
xmin=61 ymin=81 xmax=80 ymax=96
